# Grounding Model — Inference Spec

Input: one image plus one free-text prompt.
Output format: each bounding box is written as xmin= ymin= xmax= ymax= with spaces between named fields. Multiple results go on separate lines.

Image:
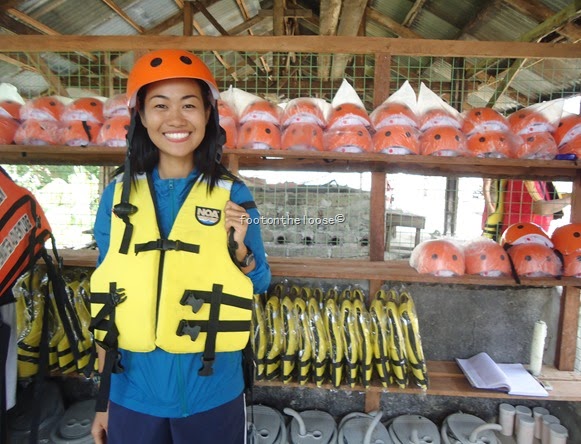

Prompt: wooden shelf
xmin=256 ymin=361 xmax=581 ymax=401
xmin=58 ymin=249 xmax=580 ymax=288
xmin=2 ymin=145 xmax=580 ymax=180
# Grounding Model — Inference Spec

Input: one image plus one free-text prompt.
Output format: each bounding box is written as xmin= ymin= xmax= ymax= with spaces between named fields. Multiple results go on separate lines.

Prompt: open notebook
xmin=456 ymin=352 xmax=548 ymax=397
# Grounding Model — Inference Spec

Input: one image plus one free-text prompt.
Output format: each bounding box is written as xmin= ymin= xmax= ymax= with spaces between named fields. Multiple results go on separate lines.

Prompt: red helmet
xmin=103 ymin=93 xmax=130 ymax=119
xmin=328 ymin=103 xmax=371 ymax=129
xmin=419 ymin=126 xmax=468 ymax=157
xmin=324 ymin=124 xmax=373 ymax=153
xmin=126 ymin=49 xmax=219 ymax=108
xmin=551 ymin=223 xmax=581 ymax=256
xmin=0 ymin=116 xmax=19 ymax=144
xmin=514 ymin=132 xmax=557 ymax=159
xmin=462 ymin=107 xmax=508 ymax=137
xmin=508 ymin=243 xmax=561 ymax=277
xmin=61 ymin=97 xmax=105 ymax=123
xmin=500 ymin=222 xmax=553 ymax=248
xmin=507 ymin=109 xmax=555 ymax=135
xmin=219 ymin=118 xmax=238 ymax=149
xmin=239 ymin=100 xmax=281 ymax=126
xmin=20 ymin=96 xmax=65 ymax=122
xmin=217 ymin=100 xmax=238 ymax=123
xmin=410 ymin=239 xmax=465 ymax=276
xmin=281 ymin=98 xmax=325 ymax=127
xmin=282 ymin=122 xmax=324 ymax=151
xmin=553 ymin=114 xmax=581 ymax=147
xmin=466 ymin=131 xmax=516 ymax=158
xmin=372 ymin=125 xmax=420 ymax=155
xmin=557 ymin=133 xmax=581 ymax=158
xmin=14 ymin=119 xmax=61 ymax=145
xmin=238 ymin=121 xmax=281 ymax=150
xmin=420 ymin=108 xmax=461 ymax=131
xmin=0 ymin=100 xmax=22 ymax=120
xmin=97 ymin=116 xmax=130 ymax=147
xmin=62 ymin=120 xmax=102 ymax=147
xmin=464 ymin=239 xmax=511 ymax=277
xmin=370 ymin=102 xmax=418 ymax=129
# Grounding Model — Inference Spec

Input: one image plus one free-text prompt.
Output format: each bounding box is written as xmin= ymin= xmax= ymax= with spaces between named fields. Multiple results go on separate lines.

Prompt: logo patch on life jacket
xmin=196 ymin=206 xmax=221 ymax=226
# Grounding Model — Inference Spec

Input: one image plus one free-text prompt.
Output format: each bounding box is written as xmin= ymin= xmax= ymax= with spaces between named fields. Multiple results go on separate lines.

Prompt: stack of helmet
xmin=551 ymin=223 xmax=581 ymax=277
xmin=507 ymin=104 xmax=559 ymax=159
xmin=0 ymin=89 xmax=23 ymax=144
xmin=409 ymin=239 xmax=465 ymax=277
xmin=217 ymin=99 xmax=238 ymax=149
xmin=370 ymin=102 xmax=420 ymax=155
xmin=60 ymin=97 xmax=105 ymax=147
xmin=463 ymin=107 xmax=519 ymax=158
xmin=325 ymin=102 xmax=373 ymax=153
xmin=14 ymin=96 xmax=65 ymax=145
xmin=97 ymin=93 xmax=130 ymax=147
xmin=463 ymin=237 xmax=512 ymax=277
xmin=237 ymin=99 xmax=282 ymax=150
xmin=554 ymin=113 xmax=581 ymax=159
xmin=280 ymin=98 xmax=326 ymax=151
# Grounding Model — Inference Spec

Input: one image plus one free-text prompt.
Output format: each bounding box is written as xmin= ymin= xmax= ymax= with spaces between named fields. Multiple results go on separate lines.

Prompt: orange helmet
xmin=14 ymin=119 xmax=61 ymax=145
xmin=61 ymin=120 xmax=102 ymax=147
xmin=20 ymin=96 xmax=65 ymax=122
xmin=508 ymin=243 xmax=561 ymax=277
xmin=557 ymin=133 xmax=581 ymax=158
xmin=238 ymin=121 xmax=281 ymax=150
xmin=328 ymin=103 xmax=371 ymax=129
xmin=514 ymin=132 xmax=557 ymax=159
xmin=324 ymin=124 xmax=373 ymax=153
xmin=500 ymin=222 xmax=553 ymax=249
xmin=61 ymin=97 xmax=105 ymax=123
xmin=410 ymin=239 xmax=465 ymax=276
xmin=97 ymin=116 xmax=130 ymax=147
xmin=219 ymin=118 xmax=238 ymax=149
xmin=239 ymin=100 xmax=281 ymax=126
xmin=218 ymin=100 xmax=238 ymax=123
xmin=553 ymin=114 xmax=581 ymax=147
xmin=461 ymin=107 xmax=508 ymax=136
xmin=551 ymin=223 xmax=581 ymax=256
xmin=281 ymin=98 xmax=325 ymax=127
xmin=282 ymin=122 xmax=324 ymax=151
xmin=558 ymin=252 xmax=581 ymax=277
xmin=372 ymin=125 xmax=420 ymax=155
xmin=103 ymin=93 xmax=130 ymax=118
xmin=507 ymin=109 xmax=554 ymax=135
xmin=466 ymin=131 xmax=516 ymax=158
xmin=0 ymin=100 xmax=22 ymax=120
xmin=370 ymin=102 xmax=418 ymax=130
xmin=420 ymin=108 xmax=461 ymax=131
xmin=419 ymin=126 xmax=468 ymax=157
xmin=126 ymin=49 xmax=219 ymax=108
xmin=0 ymin=116 xmax=19 ymax=144
xmin=464 ymin=239 xmax=512 ymax=277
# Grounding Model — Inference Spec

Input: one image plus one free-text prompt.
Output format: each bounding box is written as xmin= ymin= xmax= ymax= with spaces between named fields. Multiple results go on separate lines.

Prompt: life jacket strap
xmin=180 ymin=289 xmax=252 ymax=313
xmin=134 ymin=239 xmax=200 ymax=254
xmin=227 ymin=200 xmax=257 ymax=258
xmin=175 ymin=319 xmax=251 ymax=340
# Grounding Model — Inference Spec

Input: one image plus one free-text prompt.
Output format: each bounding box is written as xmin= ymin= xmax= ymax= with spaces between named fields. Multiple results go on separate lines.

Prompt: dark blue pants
xmin=108 ymin=394 xmax=246 ymax=444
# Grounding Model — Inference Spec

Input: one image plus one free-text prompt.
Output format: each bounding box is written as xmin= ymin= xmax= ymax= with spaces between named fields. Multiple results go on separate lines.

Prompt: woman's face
xmin=140 ymin=78 xmax=210 ymax=175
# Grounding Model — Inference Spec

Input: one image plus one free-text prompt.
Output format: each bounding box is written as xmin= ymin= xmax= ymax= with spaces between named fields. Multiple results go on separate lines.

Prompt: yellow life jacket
xmin=90 ymin=174 xmax=253 ymax=357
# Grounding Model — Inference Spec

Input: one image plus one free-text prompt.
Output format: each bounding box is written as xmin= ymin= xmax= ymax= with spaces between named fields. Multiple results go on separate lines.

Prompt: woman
xmin=89 ymin=49 xmax=270 ymax=444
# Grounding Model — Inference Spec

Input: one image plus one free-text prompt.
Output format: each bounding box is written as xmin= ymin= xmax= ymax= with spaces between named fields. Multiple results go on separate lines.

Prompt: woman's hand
xmin=91 ymin=410 xmax=108 ymax=444
xmin=224 ymin=200 xmax=250 ymax=258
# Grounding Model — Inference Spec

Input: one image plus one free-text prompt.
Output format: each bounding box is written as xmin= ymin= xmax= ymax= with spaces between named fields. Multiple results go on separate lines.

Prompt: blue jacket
xmin=93 ymin=167 xmax=271 ymax=417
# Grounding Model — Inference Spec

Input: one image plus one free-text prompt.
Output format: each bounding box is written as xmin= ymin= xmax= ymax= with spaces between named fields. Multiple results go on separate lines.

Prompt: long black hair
xmin=119 ymin=79 xmax=238 ymax=191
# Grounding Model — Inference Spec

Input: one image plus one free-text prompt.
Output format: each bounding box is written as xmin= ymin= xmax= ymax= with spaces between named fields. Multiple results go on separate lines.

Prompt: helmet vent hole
xmin=150 ymin=57 xmax=162 ymax=67
xmin=431 ymin=253 xmax=438 ymax=260
xmin=180 ymin=55 xmax=193 ymax=65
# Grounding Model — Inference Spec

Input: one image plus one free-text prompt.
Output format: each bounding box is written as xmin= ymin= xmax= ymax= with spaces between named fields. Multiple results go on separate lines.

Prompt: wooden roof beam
xmin=318 ymin=0 xmax=341 ymax=80
xmin=101 ymin=0 xmax=144 ymax=34
xmin=366 ymin=7 xmax=422 ymax=39
xmin=174 ymin=0 xmax=184 ymax=8
xmin=273 ymin=0 xmax=285 ymax=36
xmin=6 ymin=8 xmax=59 ymax=35
xmin=26 ymin=53 xmax=69 ymax=96
xmin=402 ymin=0 xmax=428 ymax=28
xmin=331 ymin=0 xmax=369 ymax=79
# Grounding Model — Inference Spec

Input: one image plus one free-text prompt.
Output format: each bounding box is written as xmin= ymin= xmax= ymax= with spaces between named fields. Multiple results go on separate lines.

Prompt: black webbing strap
xmin=503 ymin=244 xmax=522 ymax=285
xmin=180 ymin=289 xmax=252 ymax=313
xmin=0 ymin=313 xmax=9 ymax=444
xmin=227 ymin=200 xmax=257 ymax=259
xmin=134 ymin=239 xmax=200 ymax=254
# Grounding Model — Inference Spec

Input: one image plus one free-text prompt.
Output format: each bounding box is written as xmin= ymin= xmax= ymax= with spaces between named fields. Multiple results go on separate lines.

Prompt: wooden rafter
xmin=273 ymin=0 xmax=285 ymax=36
xmin=402 ymin=0 xmax=428 ymax=27
xmin=366 ymin=7 xmax=421 ymax=39
xmin=101 ymin=0 xmax=144 ymax=33
xmin=318 ymin=0 xmax=341 ymax=80
xmin=331 ymin=0 xmax=368 ymax=79
xmin=454 ymin=0 xmax=499 ymax=38
xmin=26 ymin=53 xmax=69 ymax=96
xmin=192 ymin=19 xmax=238 ymax=80
xmin=174 ymin=0 xmax=184 ymax=9
xmin=6 ymin=8 xmax=59 ymax=35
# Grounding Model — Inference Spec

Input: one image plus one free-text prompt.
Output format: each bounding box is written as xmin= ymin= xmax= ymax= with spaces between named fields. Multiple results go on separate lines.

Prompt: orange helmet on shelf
xmin=218 ymin=100 xmax=238 ymax=123
xmin=239 ymin=100 xmax=281 ymax=126
xmin=20 ymin=96 xmax=65 ymax=122
xmin=372 ymin=125 xmax=420 ymax=155
xmin=14 ymin=119 xmax=61 ymax=145
xmin=553 ymin=114 xmax=581 ymax=147
xmin=370 ymin=102 xmax=418 ymax=130
xmin=238 ymin=121 xmax=281 ymax=150
xmin=281 ymin=98 xmax=326 ymax=127
xmin=126 ymin=49 xmax=219 ymax=108
xmin=419 ymin=126 xmax=468 ymax=157
xmin=558 ymin=253 xmax=581 ymax=278
xmin=514 ymin=132 xmax=558 ymax=160
xmin=461 ymin=107 xmax=509 ymax=137
xmin=219 ymin=118 xmax=238 ymax=149
xmin=557 ymin=133 xmax=581 ymax=158
xmin=62 ymin=120 xmax=102 ymax=147
xmin=464 ymin=239 xmax=512 ymax=277
xmin=410 ymin=239 xmax=465 ymax=276
xmin=0 ymin=100 xmax=22 ymax=120
xmin=0 ymin=116 xmax=19 ymax=144
xmin=103 ymin=93 xmax=130 ymax=119
xmin=61 ymin=97 xmax=105 ymax=123
xmin=282 ymin=122 xmax=324 ymax=151
xmin=420 ymin=108 xmax=461 ymax=131
xmin=324 ymin=124 xmax=373 ymax=153
xmin=551 ymin=223 xmax=581 ymax=256
xmin=327 ymin=103 xmax=371 ymax=129
xmin=507 ymin=109 xmax=555 ymax=135
xmin=507 ymin=243 xmax=561 ymax=277
xmin=466 ymin=131 xmax=516 ymax=158
xmin=500 ymin=222 xmax=553 ymax=249
xmin=97 ymin=116 xmax=130 ymax=147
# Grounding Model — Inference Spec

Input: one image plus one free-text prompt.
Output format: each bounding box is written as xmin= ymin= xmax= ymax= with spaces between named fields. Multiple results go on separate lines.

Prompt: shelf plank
xmin=256 ymin=361 xmax=581 ymax=401
xmin=58 ymin=250 xmax=581 ymax=288
xmin=2 ymin=145 xmax=580 ymax=180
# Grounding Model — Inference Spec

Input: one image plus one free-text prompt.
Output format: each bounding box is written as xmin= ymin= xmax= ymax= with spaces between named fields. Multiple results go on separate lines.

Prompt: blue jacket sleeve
xmin=230 ymin=180 xmax=271 ymax=294
xmin=93 ymin=180 xmax=116 ymax=266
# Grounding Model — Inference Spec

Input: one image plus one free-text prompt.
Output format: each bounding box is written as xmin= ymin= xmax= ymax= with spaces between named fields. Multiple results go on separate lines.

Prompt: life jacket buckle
xmin=110 ymin=288 xmax=127 ymax=306
xmin=176 ymin=320 xmax=201 ymax=341
xmin=180 ymin=291 xmax=204 ymax=313
xmin=113 ymin=202 xmax=138 ymax=218
xmin=199 ymin=357 xmax=214 ymax=376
